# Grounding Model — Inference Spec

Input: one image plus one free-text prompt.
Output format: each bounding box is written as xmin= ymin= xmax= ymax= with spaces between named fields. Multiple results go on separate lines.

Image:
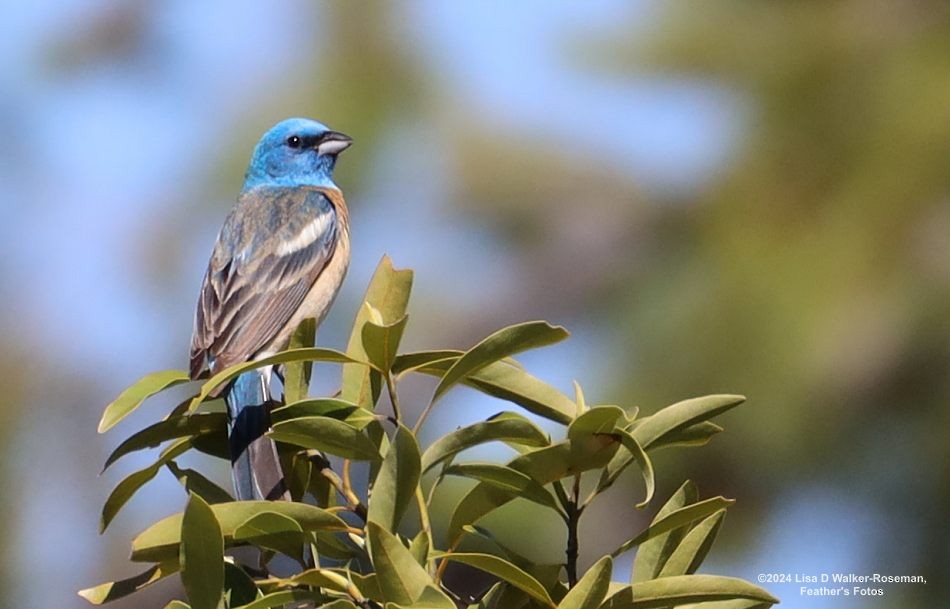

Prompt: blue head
xmin=242 ymin=118 xmax=352 ymax=190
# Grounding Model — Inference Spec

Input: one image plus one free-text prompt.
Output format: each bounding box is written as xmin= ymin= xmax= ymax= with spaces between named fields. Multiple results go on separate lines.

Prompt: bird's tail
xmin=226 ymin=369 xmax=289 ymax=501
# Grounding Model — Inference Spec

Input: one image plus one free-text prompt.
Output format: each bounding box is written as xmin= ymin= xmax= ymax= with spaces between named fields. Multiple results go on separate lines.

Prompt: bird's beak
xmin=316 ymin=131 xmax=353 ymax=156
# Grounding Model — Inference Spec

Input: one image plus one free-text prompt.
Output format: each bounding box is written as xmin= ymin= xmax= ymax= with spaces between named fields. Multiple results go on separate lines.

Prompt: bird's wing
xmin=190 ymin=186 xmax=340 ymax=378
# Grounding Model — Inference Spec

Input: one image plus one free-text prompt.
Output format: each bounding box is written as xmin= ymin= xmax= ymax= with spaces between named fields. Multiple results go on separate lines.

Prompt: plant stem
xmin=384 ymin=372 xmax=402 ymax=423
xmin=414 ymin=486 xmax=434 ymax=573
xmin=342 ymin=458 xmax=355 ymax=498
xmin=415 ymin=486 xmax=432 ymax=536
xmin=565 ymin=474 xmax=582 ymax=588
xmin=316 ymin=456 xmax=367 ymax=522
xmin=434 ymin=536 xmax=462 ymax=584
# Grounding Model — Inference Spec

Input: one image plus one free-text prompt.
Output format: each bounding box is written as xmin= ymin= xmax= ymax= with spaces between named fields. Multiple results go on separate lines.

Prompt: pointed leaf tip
xmin=366 ymin=522 xmax=431 ymax=605
xmin=431 ymin=320 xmax=570 ymax=404
xmin=78 ymin=562 xmax=179 ymax=604
xmin=99 ymin=370 xmax=191 ymax=433
xmin=341 ymin=255 xmax=413 ymax=408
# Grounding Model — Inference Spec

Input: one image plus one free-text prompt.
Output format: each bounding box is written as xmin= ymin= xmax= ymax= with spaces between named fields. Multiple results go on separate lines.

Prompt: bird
xmin=189 ymin=118 xmax=352 ymax=501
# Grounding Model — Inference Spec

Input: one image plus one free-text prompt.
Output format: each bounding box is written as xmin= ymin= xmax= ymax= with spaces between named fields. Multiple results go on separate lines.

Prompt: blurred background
xmin=1 ymin=1 xmax=948 ymax=608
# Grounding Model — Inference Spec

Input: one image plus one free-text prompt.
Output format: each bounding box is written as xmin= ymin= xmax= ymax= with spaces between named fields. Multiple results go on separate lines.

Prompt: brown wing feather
xmin=189 ymin=186 xmax=341 ymax=379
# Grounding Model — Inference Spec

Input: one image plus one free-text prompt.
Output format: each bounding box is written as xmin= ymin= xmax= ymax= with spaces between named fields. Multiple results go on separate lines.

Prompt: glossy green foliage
xmin=180 ymin=494 xmax=224 ymax=609
xmin=84 ymin=258 xmax=777 ymax=608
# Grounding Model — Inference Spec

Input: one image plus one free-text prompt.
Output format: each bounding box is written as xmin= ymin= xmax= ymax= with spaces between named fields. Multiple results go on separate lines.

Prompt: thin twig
xmin=342 ymin=458 xmax=354 ymax=499
xmin=415 ymin=487 xmax=432 ymax=554
xmin=315 ymin=458 xmax=367 ymax=522
xmin=434 ymin=536 xmax=463 ymax=584
xmin=384 ymin=373 xmax=402 ymax=423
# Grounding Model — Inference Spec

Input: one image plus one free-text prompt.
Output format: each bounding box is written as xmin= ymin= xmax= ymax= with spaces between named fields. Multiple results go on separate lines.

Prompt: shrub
xmin=81 ymin=256 xmax=778 ymax=609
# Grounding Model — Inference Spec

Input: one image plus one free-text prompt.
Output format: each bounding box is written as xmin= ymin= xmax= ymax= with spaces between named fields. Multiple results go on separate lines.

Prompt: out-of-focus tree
xmin=432 ymin=3 xmax=950 ymax=606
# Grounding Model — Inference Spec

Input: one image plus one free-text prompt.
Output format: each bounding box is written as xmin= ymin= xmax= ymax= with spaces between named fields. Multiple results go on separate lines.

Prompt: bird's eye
xmin=286 ymin=135 xmax=301 ymax=148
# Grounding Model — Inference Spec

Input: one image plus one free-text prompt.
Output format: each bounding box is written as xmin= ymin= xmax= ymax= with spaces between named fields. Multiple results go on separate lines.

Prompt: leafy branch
xmin=82 ymin=256 xmax=779 ymax=609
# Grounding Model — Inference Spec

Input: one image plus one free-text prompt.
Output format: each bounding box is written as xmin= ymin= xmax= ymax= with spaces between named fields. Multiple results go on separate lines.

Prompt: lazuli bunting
xmin=189 ymin=118 xmax=352 ymax=500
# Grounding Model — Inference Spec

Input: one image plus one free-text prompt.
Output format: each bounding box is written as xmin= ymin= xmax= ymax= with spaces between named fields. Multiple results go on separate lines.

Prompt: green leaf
xmin=190 ymin=348 xmax=370 ymax=412
xmin=289 ymin=568 xmax=352 ymax=593
xmin=366 ymin=419 xmax=390 ymax=488
xmin=361 ymin=312 xmax=409 ymax=373
xmin=348 ymin=572 xmax=384 ymax=602
xmin=476 ymin=582 xmax=529 ymax=609
xmin=273 ymin=399 xmax=377 ymax=432
xmin=100 ymin=438 xmax=192 ymax=533
xmin=598 ymin=396 xmax=742 ymax=499
xmin=165 ymin=462 xmax=233 ymax=504
xmin=313 ymin=531 xmax=359 ymax=561
xmin=103 ymin=413 xmax=226 ymax=471
xmin=78 ymin=561 xmax=179 ymax=604
xmin=658 ymin=509 xmax=726 ymax=577
xmin=180 ymin=494 xmax=224 ymax=609
xmin=567 ymin=406 xmax=625 ymax=439
xmin=238 ymin=590 xmax=323 ymax=609
xmin=387 ymin=584 xmax=456 ymax=609
xmin=236 ymin=510 xmax=303 ymax=538
xmin=224 ymin=562 xmax=258 ymax=607
xmin=573 ymin=381 xmax=587 ymax=413
xmin=448 ymin=435 xmax=619 ymax=543
xmin=233 ymin=511 xmax=305 ymax=560
xmin=416 ymin=585 xmax=458 ymax=609
xmin=632 ymin=481 xmax=697 ymax=583
xmin=284 ymin=318 xmax=317 ymax=404
xmin=602 ymin=575 xmax=778 ymax=608
xmin=342 ymin=255 xmax=413 ymax=408
xmin=99 ymin=370 xmax=192 ymax=433
xmin=132 ymin=501 xmax=349 ymax=563
xmin=616 ymin=429 xmax=655 ymax=508
xmin=269 ymin=416 xmax=380 ymax=460
xmin=444 ymin=463 xmax=558 ymax=511
xmin=272 ymin=398 xmax=363 ymax=423
xmin=367 ymin=424 xmax=421 ymax=532
xmin=410 ymin=358 xmax=575 ymax=424
xmin=437 ymin=553 xmax=554 ymax=608
xmin=164 ymin=602 xmax=191 ymax=609
xmin=647 ymin=421 xmax=723 ymax=451
xmin=612 ymin=496 xmax=734 ymax=561
xmin=557 ymin=556 xmax=611 ymax=609
xmin=431 ymin=321 xmax=569 ymax=404
xmin=632 ymin=395 xmax=745 ymax=450
xmin=420 ymin=412 xmax=549 ymax=473
xmin=366 ymin=522 xmax=431 ymax=605
xmin=571 ymin=406 xmax=632 ymax=497
xmin=565 ymin=433 xmax=623 ymax=473
xmin=286 ymin=451 xmax=314 ymax=503
xmin=409 ymin=529 xmax=430 ymax=567
xmin=392 ymin=350 xmax=461 ymax=376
